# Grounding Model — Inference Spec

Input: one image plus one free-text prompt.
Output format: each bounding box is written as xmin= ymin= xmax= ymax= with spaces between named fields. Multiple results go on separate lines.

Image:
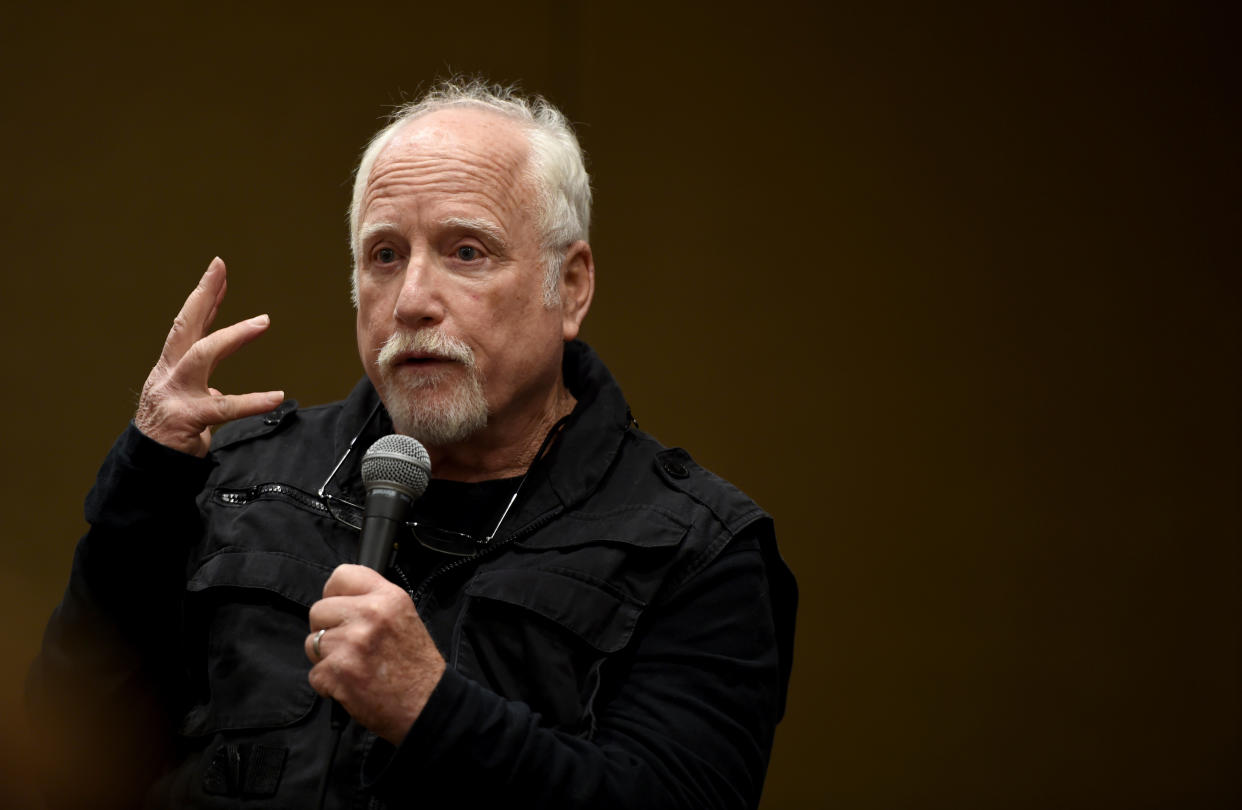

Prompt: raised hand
xmin=134 ymin=257 xmax=285 ymax=457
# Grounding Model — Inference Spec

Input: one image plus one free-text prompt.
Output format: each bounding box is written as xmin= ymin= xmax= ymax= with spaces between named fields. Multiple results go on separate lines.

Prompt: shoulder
xmin=552 ymin=425 xmax=775 ymax=595
xmin=611 ymin=427 xmax=770 ymax=540
xmin=206 ymin=397 xmax=352 ymax=487
xmin=210 ymin=375 xmax=382 ymax=458
xmin=212 ymin=398 xmax=340 ymax=451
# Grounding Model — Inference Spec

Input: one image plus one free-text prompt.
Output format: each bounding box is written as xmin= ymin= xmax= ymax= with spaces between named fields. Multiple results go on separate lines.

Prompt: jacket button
xmin=663 ymin=460 xmax=689 ymax=479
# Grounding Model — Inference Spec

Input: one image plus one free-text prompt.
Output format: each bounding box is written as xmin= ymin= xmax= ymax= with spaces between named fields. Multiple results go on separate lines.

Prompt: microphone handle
xmin=358 ymin=486 xmax=415 ymax=570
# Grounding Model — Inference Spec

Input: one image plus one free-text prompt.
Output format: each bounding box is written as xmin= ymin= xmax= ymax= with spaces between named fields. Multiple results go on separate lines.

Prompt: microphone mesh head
xmin=362 ymin=434 xmax=431 ymax=498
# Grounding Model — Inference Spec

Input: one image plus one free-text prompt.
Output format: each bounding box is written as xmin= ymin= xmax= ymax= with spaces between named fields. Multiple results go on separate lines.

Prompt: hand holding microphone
xmin=305 ymin=435 xmax=446 ymax=744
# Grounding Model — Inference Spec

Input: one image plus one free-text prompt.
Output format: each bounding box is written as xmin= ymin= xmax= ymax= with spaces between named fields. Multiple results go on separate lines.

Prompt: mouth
xmin=377 ymin=330 xmax=476 ymax=376
xmin=390 ymin=352 xmax=459 ymax=373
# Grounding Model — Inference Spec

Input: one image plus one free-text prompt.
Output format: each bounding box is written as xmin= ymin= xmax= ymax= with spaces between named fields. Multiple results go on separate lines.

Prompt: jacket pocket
xmin=452 ymin=567 xmax=646 ymax=733
xmin=179 ymin=551 xmax=331 ymax=736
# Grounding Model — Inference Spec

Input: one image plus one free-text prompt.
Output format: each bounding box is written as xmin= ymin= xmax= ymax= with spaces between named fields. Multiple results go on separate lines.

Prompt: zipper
xmin=388 ymin=557 xmax=416 ymax=600
xmin=215 ymin=482 xmax=332 ymax=515
xmin=214 ymin=482 xmax=540 ymax=605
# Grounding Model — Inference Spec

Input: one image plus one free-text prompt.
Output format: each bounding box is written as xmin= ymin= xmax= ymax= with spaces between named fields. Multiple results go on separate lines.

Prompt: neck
xmin=426 ymin=383 xmax=576 ymax=482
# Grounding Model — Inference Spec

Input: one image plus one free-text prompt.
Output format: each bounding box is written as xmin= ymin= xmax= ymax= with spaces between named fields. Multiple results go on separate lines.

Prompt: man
xmin=30 ymin=81 xmax=796 ymax=809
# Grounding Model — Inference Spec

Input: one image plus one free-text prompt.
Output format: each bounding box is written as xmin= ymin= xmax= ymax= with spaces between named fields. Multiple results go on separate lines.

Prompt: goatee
xmin=376 ymin=330 xmax=488 ymax=445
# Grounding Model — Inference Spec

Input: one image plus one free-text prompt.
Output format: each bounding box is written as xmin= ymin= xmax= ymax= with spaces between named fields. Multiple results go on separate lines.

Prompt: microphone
xmin=318 ymin=434 xmax=431 ymax=804
xmin=358 ymin=434 xmax=432 ymax=570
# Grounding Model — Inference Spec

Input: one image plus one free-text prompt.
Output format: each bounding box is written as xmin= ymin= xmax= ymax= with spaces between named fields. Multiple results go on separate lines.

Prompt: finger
xmin=203 ymin=273 xmax=228 ymax=335
xmin=307 ymin=659 xmax=337 ymax=700
xmin=163 ymin=257 xmax=227 ymax=366
xmin=176 ymin=313 xmax=271 ymax=385
xmin=190 ymin=389 xmax=286 ymax=428
xmin=304 ymin=628 xmax=331 ymax=663
xmin=308 ymin=596 xmax=355 ymax=631
xmin=323 ymin=564 xmax=389 ymax=598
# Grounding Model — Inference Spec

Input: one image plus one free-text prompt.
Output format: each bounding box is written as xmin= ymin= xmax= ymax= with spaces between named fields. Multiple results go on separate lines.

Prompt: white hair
xmin=348 ymin=79 xmax=592 ymax=307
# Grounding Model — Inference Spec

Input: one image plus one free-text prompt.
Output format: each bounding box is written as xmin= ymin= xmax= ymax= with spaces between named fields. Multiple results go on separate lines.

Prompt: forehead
xmin=361 ymin=108 xmax=534 ymax=227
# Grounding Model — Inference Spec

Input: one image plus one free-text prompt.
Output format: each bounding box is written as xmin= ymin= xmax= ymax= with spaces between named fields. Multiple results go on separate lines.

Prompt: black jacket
xmin=29 ymin=341 xmax=796 ymax=809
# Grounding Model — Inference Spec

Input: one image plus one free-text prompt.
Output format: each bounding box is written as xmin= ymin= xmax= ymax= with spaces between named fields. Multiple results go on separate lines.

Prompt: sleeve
xmin=26 ymin=423 xmax=213 ymax=809
xmin=363 ymin=526 xmax=796 ymax=810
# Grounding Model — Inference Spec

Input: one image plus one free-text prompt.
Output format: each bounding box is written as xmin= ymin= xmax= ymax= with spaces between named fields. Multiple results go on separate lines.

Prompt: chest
xmin=184 ymin=487 xmax=690 ymax=735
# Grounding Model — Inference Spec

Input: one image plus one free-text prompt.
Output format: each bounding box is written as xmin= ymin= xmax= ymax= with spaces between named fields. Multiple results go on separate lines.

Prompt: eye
xmin=376 ymin=247 xmax=398 ymax=264
xmin=455 ymin=245 xmax=480 ymax=261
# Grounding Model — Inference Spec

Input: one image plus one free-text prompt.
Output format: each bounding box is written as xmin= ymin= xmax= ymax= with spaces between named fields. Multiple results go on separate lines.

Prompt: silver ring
xmin=313 ymin=628 xmax=327 ymax=659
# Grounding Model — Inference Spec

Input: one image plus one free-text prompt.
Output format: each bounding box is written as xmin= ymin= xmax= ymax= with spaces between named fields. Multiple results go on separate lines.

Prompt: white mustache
xmin=377 ymin=330 xmax=476 ymax=369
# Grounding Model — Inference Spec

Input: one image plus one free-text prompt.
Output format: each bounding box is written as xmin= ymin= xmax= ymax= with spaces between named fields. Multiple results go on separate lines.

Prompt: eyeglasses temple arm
xmin=485 ymin=491 xmax=520 ymax=543
xmin=484 ymin=413 xmax=573 ymax=542
xmin=317 ymin=401 xmax=383 ymax=499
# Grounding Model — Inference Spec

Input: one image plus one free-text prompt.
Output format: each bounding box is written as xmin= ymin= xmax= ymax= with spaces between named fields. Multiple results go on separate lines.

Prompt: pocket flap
xmin=465 ymin=568 xmax=644 ymax=653
xmin=187 ymin=550 xmax=332 ymax=607
xmin=181 ymin=551 xmax=325 ymax=737
xmin=517 ymin=506 xmax=689 ymax=552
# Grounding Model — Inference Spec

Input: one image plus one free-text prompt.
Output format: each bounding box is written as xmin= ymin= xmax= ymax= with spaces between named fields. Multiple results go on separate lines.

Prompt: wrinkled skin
xmin=133 ymin=257 xmax=284 ymax=456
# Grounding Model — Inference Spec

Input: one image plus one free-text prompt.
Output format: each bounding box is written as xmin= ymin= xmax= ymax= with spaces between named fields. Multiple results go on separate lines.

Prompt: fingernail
xmin=250 ymin=314 xmax=270 ymax=327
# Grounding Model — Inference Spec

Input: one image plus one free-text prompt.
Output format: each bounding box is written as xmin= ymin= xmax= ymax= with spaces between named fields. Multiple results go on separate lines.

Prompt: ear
xmin=559 ymin=240 xmax=595 ymax=342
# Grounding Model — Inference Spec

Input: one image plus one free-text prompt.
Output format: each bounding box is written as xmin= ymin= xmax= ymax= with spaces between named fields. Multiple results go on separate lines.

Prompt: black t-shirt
xmin=393 ymin=476 xmax=522 ymax=589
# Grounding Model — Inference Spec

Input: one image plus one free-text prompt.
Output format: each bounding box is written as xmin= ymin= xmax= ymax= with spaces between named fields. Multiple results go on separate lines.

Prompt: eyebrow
xmin=441 ymin=216 xmax=509 ymax=252
xmin=357 ymin=222 xmax=400 ymax=249
xmin=357 ymin=217 xmax=511 ymax=254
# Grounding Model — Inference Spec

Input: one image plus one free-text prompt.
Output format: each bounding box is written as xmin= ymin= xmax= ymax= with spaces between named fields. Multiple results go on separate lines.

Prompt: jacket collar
xmin=328 ymin=378 xmax=391 ymax=503
xmin=539 ymin=340 xmax=633 ymax=512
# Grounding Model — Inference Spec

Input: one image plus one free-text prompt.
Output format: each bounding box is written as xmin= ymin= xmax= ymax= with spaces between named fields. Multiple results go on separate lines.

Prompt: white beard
xmin=376 ymin=330 xmax=488 ymax=446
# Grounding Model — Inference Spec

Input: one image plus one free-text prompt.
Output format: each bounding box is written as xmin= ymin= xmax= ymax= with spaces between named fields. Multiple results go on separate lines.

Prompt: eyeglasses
xmin=314 ymin=401 xmax=568 ymax=557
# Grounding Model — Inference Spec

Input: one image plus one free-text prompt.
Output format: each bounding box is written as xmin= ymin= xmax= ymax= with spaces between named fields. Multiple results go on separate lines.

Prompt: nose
xmin=393 ymin=248 xmax=446 ymax=328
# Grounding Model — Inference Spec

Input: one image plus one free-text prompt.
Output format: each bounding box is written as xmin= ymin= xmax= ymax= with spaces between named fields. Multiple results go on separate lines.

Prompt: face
xmin=354 ymin=108 xmax=576 ymax=451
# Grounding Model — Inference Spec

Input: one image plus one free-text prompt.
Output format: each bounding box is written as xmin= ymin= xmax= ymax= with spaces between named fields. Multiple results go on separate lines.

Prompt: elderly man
xmin=30 ymin=82 xmax=796 ymax=809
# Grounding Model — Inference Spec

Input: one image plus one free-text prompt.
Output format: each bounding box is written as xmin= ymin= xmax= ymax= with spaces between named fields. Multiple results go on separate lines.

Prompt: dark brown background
xmin=1 ymin=2 xmax=1237 ymax=807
